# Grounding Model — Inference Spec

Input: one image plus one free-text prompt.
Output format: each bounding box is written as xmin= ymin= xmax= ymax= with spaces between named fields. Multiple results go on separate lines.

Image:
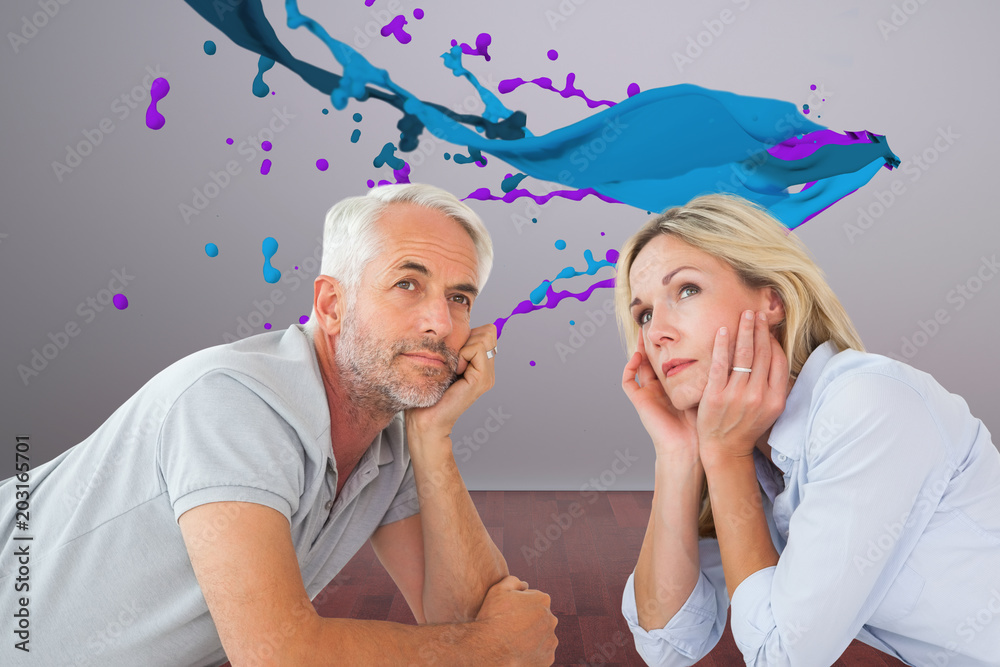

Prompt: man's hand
xmin=406 ymin=323 xmax=497 ymax=442
xmin=471 ymin=576 xmax=558 ymax=666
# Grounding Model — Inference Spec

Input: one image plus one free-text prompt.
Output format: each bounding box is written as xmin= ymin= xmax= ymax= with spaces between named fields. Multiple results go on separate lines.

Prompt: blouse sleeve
xmin=621 ymin=537 xmax=729 ymax=666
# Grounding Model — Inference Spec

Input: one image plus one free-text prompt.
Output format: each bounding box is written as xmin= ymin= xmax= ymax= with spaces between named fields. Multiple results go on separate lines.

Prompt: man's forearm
xmin=410 ymin=434 xmax=508 ymax=623
xmin=303 ymin=614 xmax=488 ymax=666
xmin=702 ymin=454 xmax=778 ymax=598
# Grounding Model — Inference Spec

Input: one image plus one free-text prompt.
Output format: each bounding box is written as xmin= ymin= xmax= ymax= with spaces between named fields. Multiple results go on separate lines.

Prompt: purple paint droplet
xmin=529 ymin=360 xmax=536 ymax=366
xmin=605 ymin=249 xmax=620 ymax=263
xmin=294 ymin=266 xmax=299 ymax=270
xmin=299 ymin=315 xmax=310 ymax=325
xmin=270 ymin=90 xmax=275 ymax=95
xmin=261 ymin=140 xmax=272 ymax=151
xmin=260 ymin=159 xmax=272 ymax=175
xmin=113 ymin=294 xmax=128 ymax=310
xmin=413 ymin=8 xmax=424 ymax=19
xmin=810 ymin=84 xmax=817 ymax=90
xmin=600 ymin=231 xmax=606 ymax=236
xmin=451 ymin=39 xmax=457 ymax=46
xmin=627 ymin=82 xmax=641 ymax=98
xmin=264 ymin=323 xmax=272 ymax=330
xmin=547 ymin=49 xmax=558 ymax=61
xmin=316 ymin=158 xmax=329 ymax=171
xmin=365 ymin=0 xmax=375 ymax=5
xmin=145 ymin=78 xmax=169 ymax=130
xmin=366 ymin=179 xmax=375 ymax=187
xmin=380 ymin=15 xmax=413 ymax=44
xmin=226 ymin=137 xmax=234 ymax=145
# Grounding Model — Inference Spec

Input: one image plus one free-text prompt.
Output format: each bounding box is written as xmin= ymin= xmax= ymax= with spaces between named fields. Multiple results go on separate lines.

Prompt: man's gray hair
xmin=303 ymin=183 xmax=494 ymax=335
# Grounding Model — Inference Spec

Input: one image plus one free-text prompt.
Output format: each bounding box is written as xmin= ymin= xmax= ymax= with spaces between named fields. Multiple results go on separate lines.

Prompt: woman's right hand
xmin=622 ymin=332 xmax=700 ymax=460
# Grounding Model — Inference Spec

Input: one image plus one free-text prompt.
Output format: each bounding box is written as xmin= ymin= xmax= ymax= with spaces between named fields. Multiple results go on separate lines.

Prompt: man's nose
xmin=418 ymin=294 xmax=453 ymax=338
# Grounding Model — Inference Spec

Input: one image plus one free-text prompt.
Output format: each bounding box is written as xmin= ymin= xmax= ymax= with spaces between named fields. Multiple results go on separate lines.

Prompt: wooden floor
xmin=303 ymin=491 xmax=908 ymax=666
xmin=218 ymin=491 xmax=906 ymax=665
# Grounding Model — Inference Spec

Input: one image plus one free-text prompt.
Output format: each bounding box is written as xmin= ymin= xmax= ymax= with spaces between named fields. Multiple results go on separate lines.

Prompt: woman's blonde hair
xmin=613 ymin=193 xmax=865 ymax=538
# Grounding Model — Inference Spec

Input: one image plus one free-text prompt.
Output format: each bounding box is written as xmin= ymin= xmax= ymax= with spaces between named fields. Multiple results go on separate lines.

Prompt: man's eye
xmin=451 ymin=294 xmax=470 ymax=305
xmin=396 ymin=280 xmax=414 ymax=290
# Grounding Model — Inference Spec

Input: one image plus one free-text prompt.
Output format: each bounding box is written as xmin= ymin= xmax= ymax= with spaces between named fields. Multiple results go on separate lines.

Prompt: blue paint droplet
xmin=353 ymin=112 xmax=363 ymax=122
xmin=443 ymin=152 xmax=451 ymax=160
xmin=252 ymin=56 xmax=275 ymax=97
xmin=351 ymin=129 xmax=361 ymax=143
xmin=203 ymin=40 xmax=216 ymax=55
xmin=316 ymin=158 xmax=329 ymax=171
xmin=299 ymin=315 xmax=310 ymax=325
xmin=547 ymin=49 xmax=558 ymax=61
xmin=530 ymin=280 xmax=551 ymax=304
xmin=113 ymin=294 xmax=128 ymax=310
xmin=264 ymin=322 xmax=271 ymax=330
xmin=555 ymin=239 xmax=566 ymax=250
xmin=322 ymin=108 xmax=329 ymax=115
xmin=569 ymin=320 xmax=575 ymax=325
xmin=205 ymin=242 xmax=219 ymax=257
xmin=262 ymin=237 xmax=280 ymax=283
xmin=529 ymin=360 xmax=536 ymax=367
xmin=531 ymin=218 xmax=537 ymax=223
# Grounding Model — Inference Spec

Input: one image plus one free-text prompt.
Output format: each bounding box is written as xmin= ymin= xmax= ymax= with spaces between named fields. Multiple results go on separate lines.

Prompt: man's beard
xmin=334 ymin=299 xmax=460 ymax=415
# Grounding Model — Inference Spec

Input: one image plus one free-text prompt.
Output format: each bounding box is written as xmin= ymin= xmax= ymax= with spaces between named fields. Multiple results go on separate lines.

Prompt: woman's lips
xmin=665 ymin=360 xmax=695 ymax=377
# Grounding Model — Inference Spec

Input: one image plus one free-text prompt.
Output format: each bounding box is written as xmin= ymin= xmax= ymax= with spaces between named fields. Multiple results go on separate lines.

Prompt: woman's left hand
xmin=697 ymin=310 xmax=789 ymax=466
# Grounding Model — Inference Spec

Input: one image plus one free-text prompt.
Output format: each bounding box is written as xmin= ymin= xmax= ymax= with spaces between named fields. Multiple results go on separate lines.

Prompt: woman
xmin=615 ymin=193 xmax=1000 ymax=666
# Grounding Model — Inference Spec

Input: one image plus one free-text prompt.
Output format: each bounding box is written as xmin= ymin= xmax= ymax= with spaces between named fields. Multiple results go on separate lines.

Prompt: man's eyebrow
xmin=396 ymin=261 xmax=479 ymax=299
xmin=629 ymin=265 xmax=698 ymax=308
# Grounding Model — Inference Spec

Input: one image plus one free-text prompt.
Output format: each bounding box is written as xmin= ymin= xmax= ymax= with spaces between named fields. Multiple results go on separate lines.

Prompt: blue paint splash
xmin=253 ymin=55 xmax=275 ymax=97
xmin=529 ymin=249 xmax=618 ymax=304
xmin=262 ymin=237 xmax=280 ymax=283
xmin=180 ymin=0 xmax=897 ymax=229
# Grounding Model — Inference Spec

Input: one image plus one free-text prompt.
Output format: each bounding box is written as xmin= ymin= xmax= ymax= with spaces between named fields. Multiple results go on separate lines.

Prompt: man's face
xmin=334 ymin=203 xmax=480 ymax=412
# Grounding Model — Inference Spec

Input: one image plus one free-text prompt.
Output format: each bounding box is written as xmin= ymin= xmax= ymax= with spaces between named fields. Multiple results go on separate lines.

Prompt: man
xmin=0 ymin=184 xmax=558 ymax=665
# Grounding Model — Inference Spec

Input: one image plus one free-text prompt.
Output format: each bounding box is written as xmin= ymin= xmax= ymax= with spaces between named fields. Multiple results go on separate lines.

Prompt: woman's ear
xmin=762 ymin=287 xmax=785 ymax=325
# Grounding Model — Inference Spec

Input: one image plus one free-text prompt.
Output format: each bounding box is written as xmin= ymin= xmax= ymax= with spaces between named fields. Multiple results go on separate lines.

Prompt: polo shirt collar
xmin=767 ymin=340 xmax=839 ymax=466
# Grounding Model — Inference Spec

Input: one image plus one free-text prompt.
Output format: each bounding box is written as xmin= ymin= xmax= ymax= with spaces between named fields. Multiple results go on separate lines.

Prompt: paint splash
xmin=452 ymin=33 xmax=492 ymax=61
xmin=260 ymin=158 xmax=272 ymax=175
xmin=381 ymin=15 xmax=413 ymax=44
xmin=498 ymin=72 xmax=616 ymax=109
xmin=253 ymin=55 xmax=275 ymax=97
xmin=205 ymin=242 xmax=219 ymax=257
xmin=145 ymin=78 xmax=170 ymax=130
xmin=262 ymin=237 xmax=280 ymax=283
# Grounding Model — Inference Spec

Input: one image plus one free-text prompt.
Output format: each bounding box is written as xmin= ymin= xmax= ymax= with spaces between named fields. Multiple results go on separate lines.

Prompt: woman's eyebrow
xmin=630 ymin=265 xmax=699 ymax=308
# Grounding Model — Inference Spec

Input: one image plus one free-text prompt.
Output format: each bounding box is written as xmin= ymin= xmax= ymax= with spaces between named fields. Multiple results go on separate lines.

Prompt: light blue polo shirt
xmin=0 ymin=324 xmax=419 ymax=666
xmin=622 ymin=341 xmax=1000 ymax=666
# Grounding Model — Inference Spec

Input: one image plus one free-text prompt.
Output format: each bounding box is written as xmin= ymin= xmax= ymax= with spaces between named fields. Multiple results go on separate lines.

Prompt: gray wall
xmin=2 ymin=0 xmax=997 ymax=487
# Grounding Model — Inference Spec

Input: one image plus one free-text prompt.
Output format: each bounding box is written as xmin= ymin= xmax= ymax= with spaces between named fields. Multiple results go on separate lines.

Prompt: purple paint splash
xmin=145 ymin=78 xmax=169 ymax=130
xmin=451 ymin=33 xmax=491 ymax=61
xmin=767 ymin=129 xmax=886 ymax=161
xmin=494 ymin=278 xmax=616 ymax=338
xmin=498 ymin=72 xmax=615 ymax=109
xmin=465 ymin=185 xmax=621 ymax=206
xmin=381 ymin=15 xmax=412 ymax=44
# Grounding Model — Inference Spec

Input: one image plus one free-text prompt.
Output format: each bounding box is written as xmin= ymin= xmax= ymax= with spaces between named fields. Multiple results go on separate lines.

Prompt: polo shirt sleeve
xmin=157 ymin=371 xmax=307 ymax=524
xmin=378 ymin=458 xmax=420 ymax=526
xmin=729 ymin=372 xmax=948 ymax=665
xmin=621 ymin=537 xmax=729 ymax=666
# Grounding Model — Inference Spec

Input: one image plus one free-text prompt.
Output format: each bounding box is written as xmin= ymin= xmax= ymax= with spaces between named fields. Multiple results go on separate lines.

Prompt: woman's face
xmin=628 ymin=234 xmax=784 ymax=411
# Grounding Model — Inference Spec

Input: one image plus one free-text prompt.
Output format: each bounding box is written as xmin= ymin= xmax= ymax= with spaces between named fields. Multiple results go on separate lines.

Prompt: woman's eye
xmin=680 ymin=284 xmax=700 ymax=298
xmin=637 ymin=310 xmax=652 ymax=325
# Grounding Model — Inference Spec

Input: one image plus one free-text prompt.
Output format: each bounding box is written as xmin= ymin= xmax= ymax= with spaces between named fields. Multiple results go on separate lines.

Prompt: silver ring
xmin=732 ymin=366 xmax=752 ymax=373
xmin=486 ymin=347 xmax=497 ymax=359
